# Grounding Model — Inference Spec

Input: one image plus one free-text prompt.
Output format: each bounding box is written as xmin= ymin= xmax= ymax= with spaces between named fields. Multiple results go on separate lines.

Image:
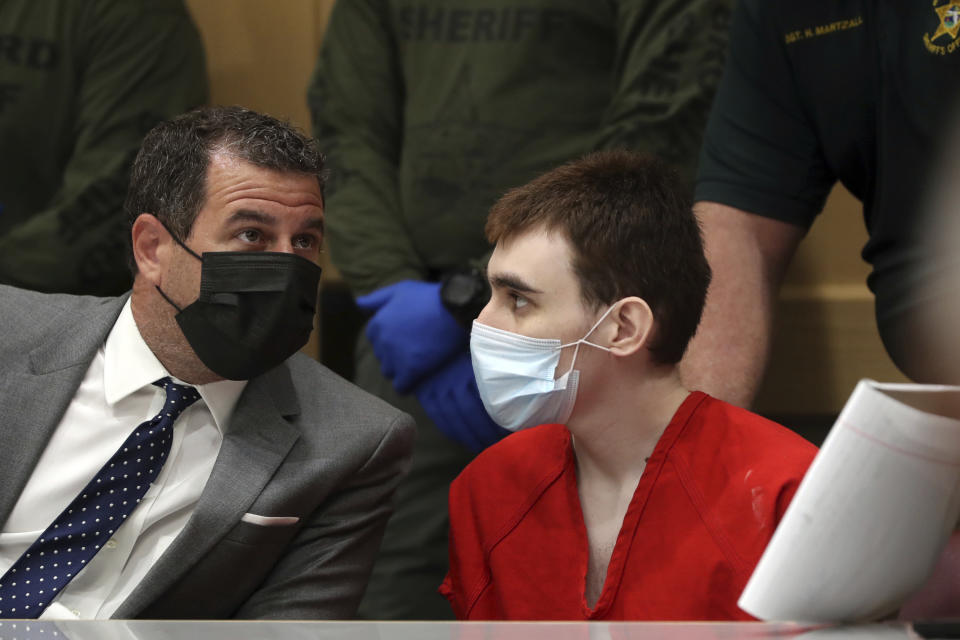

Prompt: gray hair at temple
xmin=123 ymin=105 xmax=326 ymax=272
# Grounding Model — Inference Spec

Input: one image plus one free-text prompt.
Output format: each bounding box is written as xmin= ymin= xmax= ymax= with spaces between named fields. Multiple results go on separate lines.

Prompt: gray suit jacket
xmin=0 ymin=285 xmax=416 ymax=619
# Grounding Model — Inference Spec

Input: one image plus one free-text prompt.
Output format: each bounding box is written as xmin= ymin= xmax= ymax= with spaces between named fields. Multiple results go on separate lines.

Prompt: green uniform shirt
xmin=0 ymin=0 xmax=207 ymax=295
xmin=310 ymin=0 xmax=732 ymax=296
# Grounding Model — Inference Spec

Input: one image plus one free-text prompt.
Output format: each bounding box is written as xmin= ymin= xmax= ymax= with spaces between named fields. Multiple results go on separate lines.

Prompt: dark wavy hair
xmin=124 ymin=105 xmax=326 ymax=271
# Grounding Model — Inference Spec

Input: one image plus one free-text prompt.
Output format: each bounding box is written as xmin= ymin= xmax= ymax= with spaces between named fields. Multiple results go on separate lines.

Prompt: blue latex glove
xmin=415 ymin=351 xmax=509 ymax=453
xmin=356 ymin=280 xmax=468 ymax=394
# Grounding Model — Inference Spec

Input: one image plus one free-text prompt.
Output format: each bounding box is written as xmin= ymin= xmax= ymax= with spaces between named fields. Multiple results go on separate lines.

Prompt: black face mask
xmin=157 ymin=235 xmax=322 ymax=381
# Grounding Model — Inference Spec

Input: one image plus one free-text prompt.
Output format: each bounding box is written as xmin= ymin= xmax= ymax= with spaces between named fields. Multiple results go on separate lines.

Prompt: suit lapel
xmin=115 ymin=364 xmax=301 ymax=618
xmin=0 ymin=296 xmax=126 ymax=526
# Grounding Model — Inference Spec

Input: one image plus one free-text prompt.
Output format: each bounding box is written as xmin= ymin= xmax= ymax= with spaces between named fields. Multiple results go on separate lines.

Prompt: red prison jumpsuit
xmin=440 ymin=391 xmax=817 ymax=620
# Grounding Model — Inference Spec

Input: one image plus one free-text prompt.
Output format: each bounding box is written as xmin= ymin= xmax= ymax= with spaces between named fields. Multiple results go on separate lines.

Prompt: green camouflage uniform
xmin=0 ymin=0 xmax=207 ymax=295
xmin=309 ymin=0 xmax=731 ymax=619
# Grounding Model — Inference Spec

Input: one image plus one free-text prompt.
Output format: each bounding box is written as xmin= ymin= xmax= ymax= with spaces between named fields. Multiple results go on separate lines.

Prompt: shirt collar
xmin=103 ymin=299 xmax=247 ymax=433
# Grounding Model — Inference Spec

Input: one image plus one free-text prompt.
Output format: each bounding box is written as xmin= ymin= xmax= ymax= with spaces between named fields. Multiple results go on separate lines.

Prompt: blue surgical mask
xmin=470 ymin=306 xmax=615 ymax=432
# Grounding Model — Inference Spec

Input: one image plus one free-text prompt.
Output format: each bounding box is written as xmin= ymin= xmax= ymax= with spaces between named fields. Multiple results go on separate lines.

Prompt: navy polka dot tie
xmin=0 ymin=378 xmax=200 ymax=619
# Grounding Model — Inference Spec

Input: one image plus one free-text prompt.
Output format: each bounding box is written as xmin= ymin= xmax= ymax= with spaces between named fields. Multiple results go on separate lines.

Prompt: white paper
xmin=739 ymin=379 xmax=960 ymax=622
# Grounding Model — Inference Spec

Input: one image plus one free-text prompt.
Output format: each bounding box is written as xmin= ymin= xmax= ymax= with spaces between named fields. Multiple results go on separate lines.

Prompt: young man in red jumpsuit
xmin=441 ymin=150 xmax=818 ymax=620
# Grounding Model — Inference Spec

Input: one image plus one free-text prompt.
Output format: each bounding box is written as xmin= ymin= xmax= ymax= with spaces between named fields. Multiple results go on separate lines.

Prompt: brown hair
xmin=486 ymin=150 xmax=711 ymax=364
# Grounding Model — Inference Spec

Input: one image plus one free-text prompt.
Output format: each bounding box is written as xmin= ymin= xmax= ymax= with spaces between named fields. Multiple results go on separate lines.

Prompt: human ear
xmin=131 ymin=213 xmax=171 ymax=286
xmin=607 ymin=297 xmax=654 ymax=357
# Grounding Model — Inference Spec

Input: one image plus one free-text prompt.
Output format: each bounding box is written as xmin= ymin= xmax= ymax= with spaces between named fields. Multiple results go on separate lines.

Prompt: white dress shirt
xmin=0 ymin=299 xmax=245 ymax=619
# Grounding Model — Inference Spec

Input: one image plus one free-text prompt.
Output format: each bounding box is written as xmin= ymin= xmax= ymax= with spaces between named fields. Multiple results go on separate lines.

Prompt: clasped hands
xmin=356 ymin=280 xmax=507 ymax=452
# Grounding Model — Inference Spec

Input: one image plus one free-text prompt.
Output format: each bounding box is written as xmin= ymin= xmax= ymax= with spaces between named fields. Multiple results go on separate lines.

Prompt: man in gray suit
xmin=0 ymin=106 xmax=415 ymax=619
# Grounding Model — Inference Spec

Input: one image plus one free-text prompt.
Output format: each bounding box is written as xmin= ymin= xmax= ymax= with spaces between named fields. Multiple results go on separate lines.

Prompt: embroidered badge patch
xmin=924 ymin=1 xmax=960 ymax=54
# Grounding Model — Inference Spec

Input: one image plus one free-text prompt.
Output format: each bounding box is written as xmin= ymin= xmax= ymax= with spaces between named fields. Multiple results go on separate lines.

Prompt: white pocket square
xmin=241 ymin=513 xmax=300 ymax=526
